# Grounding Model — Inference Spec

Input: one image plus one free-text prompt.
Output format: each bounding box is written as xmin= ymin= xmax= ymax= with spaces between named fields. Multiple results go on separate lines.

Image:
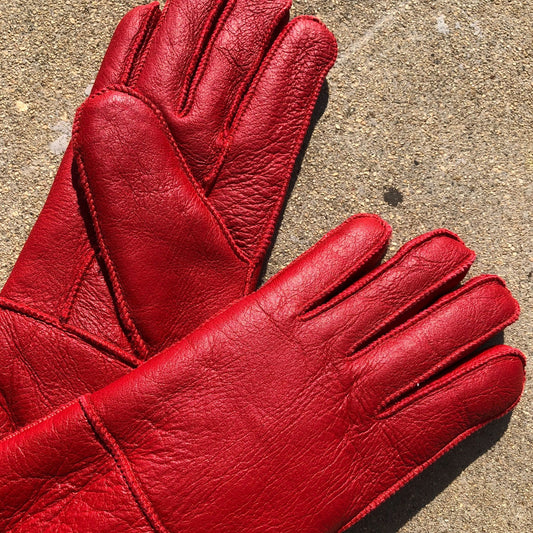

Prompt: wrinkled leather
xmin=0 ymin=215 xmax=524 ymax=532
xmin=0 ymin=0 xmax=337 ymax=435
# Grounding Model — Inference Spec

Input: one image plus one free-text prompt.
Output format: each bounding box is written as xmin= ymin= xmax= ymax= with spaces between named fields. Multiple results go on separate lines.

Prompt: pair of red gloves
xmin=0 ymin=1 xmax=525 ymax=532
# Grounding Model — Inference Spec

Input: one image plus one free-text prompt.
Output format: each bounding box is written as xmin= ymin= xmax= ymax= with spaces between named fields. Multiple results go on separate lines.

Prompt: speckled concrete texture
xmin=0 ymin=1 xmax=531 ymax=531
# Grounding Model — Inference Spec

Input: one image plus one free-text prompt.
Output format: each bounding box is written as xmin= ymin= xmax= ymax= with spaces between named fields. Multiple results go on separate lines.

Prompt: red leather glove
xmin=0 ymin=0 xmax=336 ymax=435
xmin=0 ymin=215 xmax=524 ymax=532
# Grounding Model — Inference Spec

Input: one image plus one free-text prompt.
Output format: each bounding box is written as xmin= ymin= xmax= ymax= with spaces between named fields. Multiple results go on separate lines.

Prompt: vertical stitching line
xmin=79 ymin=397 xmax=169 ymax=533
xmin=0 ymin=390 xmax=15 ymax=434
xmin=58 ymin=251 xmax=95 ymax=323
xmin=73 ymin=148 xmax=150 ymax=359
xmin=127 ymin=3 xmax=164 ymax=86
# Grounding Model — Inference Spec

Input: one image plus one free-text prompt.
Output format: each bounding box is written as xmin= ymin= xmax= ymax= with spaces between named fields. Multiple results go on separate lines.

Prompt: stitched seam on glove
xmin=349 ymin=275 xmax=516 ymax=364
xmin=124 ymin=2 xmax=162 ymax=86
xmin=378 ymin=352 xmax=526 ymax=418
xmin=183 ymin=0 xmax=292 ymax=125
xmin=221 ymin=1 xmax=295 ymax=139
xmin=176 ymin=0 xmax=242 ymax=115
xmin=79 ymin=396 xmax=169 ymax=533
xmin=106 ymin=85 xmax=249 ymax=266
xmin=0 ymin=398 xmax=79 ymax=445
xmin=178 ymin=0 xmax=238 ymax=117
xmin=75 ymin=85 xmax=252 ymax=269
xmin=339 ymin=375 xmax=526 ymax=532
xmin=74 ymin=150 xmax=151 ymax=359
xmin=58 ymin=249 xmax=95 ymax=323
xmin=378 ymin=321 xmax=522 ymax=417
xmin=52 ymin=3 xmax=159 ymax=348
xmin=0 ymin=297 xmax=140 ymax=368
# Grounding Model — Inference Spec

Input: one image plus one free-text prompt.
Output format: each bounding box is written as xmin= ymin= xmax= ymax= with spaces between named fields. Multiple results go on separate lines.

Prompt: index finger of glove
xmin=262 ymin=215 xmax=391 ymax=317
xmin=207 ymin=16 xmax=337 ymax=262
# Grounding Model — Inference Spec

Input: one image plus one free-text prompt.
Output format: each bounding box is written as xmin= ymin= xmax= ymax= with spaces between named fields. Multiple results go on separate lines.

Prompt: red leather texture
xmin=0 ymin=215 xmax=524 ymax=532
xmin=0 ymin=0 xmax=337 ymax=435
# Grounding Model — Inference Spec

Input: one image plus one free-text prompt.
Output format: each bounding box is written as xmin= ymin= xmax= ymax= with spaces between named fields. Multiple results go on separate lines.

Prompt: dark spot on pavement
xmin=383 ymin=187 xmax=404 ymax=207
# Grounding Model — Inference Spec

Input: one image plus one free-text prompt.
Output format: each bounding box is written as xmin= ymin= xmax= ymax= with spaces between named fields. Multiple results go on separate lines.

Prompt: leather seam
xmin=259 ymin=214 xmax=387 ymax=295
xmin=0 ymin=296 xmax=140 ymax=368
xmin=347 ymin=246 xmax=474 ymax=355
xmin=207 ymin=13 xmax=322 ymax=194
xmin=338 ymin=363 xmax=526 ymax=532
xmin=177 ymin=0 xmax=238 ymax=116
xmin=243 ymin=17 xmax=338 ymax=271
xmin=124 ymin=2 xmax=162 ymax=86
xmin=126 ymin=0 xmax=170 ymax=86
xmin=181 ymin=0 xmax=292 ymax=130
xmin=299 ymin=217 xmax=400 ymax=320
xmin=65 ymin=1 xmax=160 ymax=347
xmin=0 ymin=398 xmax=79 ymax=445
xmin=79 ymin=397 xmax=170 ymax=533
xmin=131 ymin=0 xmax=230 ymax=103
xmin=218 ymin=0 xmax=294 ymax=140
xmin=58 ymin=251 xmax=95 ymax=323
xmin=377 ymin=351 xmax=525 ymax=419
xmin=73 ymin=148 xmax=150 ymax=358
xmin=348 ymin=275 xmax=515 ymax=363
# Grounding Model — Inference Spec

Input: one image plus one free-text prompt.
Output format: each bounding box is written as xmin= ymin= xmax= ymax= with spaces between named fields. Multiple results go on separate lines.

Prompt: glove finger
xmin=134 ymin=0 xmax=227 ymax=112
xmin=263 ymin=215 xmax=391 ymax=317
xmin=345 ymin=345 xmax=525 ymax=529
xmin=208 ymin=16 xmax=337 ymax=262
xmin=353 ymin=275 xmax=520 ymax=415
xmin=74 ymin=89 xmax=249 ymax=357
xmin=93 ymin=2 xmax=161 ymax=93
xmin=305 ymin=230 xmax=474 ymax=356
xmin=379 ymin=344 xmax=525 ymax=421
xmin=177 ymin=0 xmax=292 ymax=148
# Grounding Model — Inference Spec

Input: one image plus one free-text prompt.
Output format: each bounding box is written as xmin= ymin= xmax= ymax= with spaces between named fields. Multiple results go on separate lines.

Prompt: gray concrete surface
xmin=0 ymin=1 xmax=531 ymax=531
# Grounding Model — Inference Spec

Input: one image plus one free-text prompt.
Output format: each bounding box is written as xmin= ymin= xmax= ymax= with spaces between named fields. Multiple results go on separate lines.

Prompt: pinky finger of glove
xmin=341 ymin=344 xmax=525 ymax=531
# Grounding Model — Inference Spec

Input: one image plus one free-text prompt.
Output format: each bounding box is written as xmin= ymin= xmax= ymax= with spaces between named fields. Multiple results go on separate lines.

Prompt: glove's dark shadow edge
xmin=347 ymin=413 xmax=511 ymax=533
xmin=347 ymin=333 xmax=512 ymax=533
xmin=258 ymin=80 xmax=331 ymax=287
